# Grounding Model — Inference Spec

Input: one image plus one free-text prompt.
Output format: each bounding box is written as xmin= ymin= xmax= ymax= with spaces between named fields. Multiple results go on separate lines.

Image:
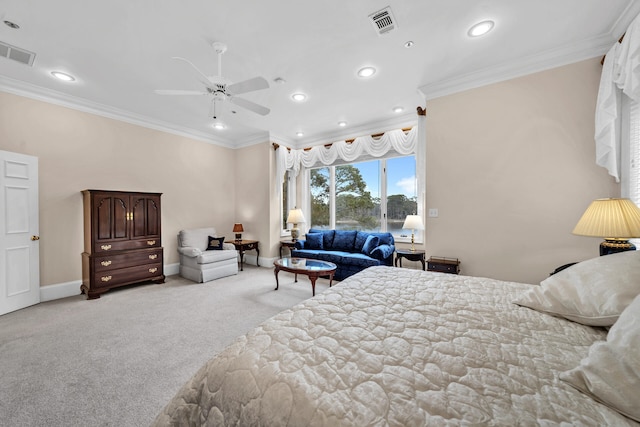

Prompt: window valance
xmin=595 ymin=13 xmax=640 ymax=182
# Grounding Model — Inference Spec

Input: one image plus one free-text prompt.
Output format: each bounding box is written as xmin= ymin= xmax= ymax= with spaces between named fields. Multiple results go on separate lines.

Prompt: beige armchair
xmin=177 ymin=227 xmax=238 ymax=283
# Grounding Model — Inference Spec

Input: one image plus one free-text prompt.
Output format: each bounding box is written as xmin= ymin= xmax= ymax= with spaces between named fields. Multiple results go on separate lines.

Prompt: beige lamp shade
xmin=573 ymin=198 xmax=640 ymax=238
xmin=287 ymin=208 xmax=306 ymax=241
xmin=402 ymin=214 xmax=424 ymax=251
xmin=402 ymin=215 xmax=424 ymax=231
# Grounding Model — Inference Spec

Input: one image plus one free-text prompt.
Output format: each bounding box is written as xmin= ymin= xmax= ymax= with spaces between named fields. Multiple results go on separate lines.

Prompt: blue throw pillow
xmin=361 ymin=235 xmax=380 ymax=255
xmin=305 ymin=233 xmax=324 ymax=250
xmin=207 ymin=236 xmax=225 ymax=250
xmin=332 ymin=230 xmax=357 ymax=251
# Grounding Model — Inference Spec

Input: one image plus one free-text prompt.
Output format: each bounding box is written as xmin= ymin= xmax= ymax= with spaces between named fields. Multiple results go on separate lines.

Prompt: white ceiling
xmin=0 ymin=1 xmax=638 ymax=149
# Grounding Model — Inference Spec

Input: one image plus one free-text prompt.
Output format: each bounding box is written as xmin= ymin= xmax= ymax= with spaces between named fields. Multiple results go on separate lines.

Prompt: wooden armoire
xmin=81 ymin=190 xmax=165 ymax=299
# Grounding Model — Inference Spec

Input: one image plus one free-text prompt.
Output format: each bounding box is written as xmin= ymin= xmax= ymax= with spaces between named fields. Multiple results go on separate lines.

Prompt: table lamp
xmin=287 ymin=208 xmax=306 ymax=241
xmin=572 ymin=198 xmax=640 ymax=255
xmin=402 ymin=214 xmax=424 ymax=251
xmin=232 ymin=223 xmax=244 ymax=241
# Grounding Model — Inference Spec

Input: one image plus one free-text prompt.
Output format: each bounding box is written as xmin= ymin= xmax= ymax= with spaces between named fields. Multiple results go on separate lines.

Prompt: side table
xmin=279 ymin=240 xmax=297 ymax=258
xmin=225 ymin=239 xmax=259 ymax=271
xmin=395 ymin=249 xmax=426 ymax=270
xmin=427 ymin=256 xmax=460 ymax=274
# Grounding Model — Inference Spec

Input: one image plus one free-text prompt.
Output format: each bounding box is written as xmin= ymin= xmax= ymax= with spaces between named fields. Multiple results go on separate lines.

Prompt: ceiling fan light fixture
xmin=291 ymin=93 xmax=307 ymax=102
xmin=468 ymin=20 xmax=494 ymax=37
xmin=51 ymin=71 xmax=75 ymax=82
xmin=357 ymin=66 xmax=376 ymax=78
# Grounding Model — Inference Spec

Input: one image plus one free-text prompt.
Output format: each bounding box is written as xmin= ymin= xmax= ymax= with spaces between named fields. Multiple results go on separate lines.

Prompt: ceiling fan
xmin=154 ymin=42 xmax=270 ymax=118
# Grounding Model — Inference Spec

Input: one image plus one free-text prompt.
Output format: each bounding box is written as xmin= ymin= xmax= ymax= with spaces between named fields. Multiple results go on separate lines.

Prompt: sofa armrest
xmin=294 ymin=240 xmax=306 ymax=249
xmin=370 ymin=244 xmax=395 ymax=261
xmin=222 ymin=243 xmax=236 ymax=251
xmin=177 ymin=246 xmax=202 ymax=257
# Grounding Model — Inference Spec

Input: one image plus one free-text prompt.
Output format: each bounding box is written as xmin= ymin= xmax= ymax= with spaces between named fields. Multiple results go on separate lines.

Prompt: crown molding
xmin=418 ymin=32 xmax=619 ymax=101
xmin=0 ymin=75 xmax=237 ymax=148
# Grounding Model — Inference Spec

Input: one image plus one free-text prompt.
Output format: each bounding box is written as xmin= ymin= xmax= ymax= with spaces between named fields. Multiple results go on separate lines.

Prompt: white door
xmin=0 ymin=150 xmax=39 ymax=315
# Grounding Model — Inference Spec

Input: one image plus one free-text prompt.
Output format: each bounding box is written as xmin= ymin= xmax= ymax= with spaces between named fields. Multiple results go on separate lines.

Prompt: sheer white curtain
xmin=595 ymin=13 xmax=640 ymax=181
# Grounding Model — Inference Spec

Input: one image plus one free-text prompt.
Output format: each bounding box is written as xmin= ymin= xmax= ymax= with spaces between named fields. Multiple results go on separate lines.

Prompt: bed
xmin=152 ymin=252 xmax=640 ymax=426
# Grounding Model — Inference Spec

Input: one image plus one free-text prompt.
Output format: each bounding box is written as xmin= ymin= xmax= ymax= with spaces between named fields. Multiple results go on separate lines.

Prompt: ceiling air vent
xmin=0 ymin=41 xmax=35 ymax=66
xmin=369 ymin=6 xmax=397 ymax=36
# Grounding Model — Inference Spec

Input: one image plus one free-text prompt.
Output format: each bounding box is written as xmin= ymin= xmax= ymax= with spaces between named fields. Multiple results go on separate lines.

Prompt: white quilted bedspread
xmin=153 ymin=266 xmax=637 ymax=426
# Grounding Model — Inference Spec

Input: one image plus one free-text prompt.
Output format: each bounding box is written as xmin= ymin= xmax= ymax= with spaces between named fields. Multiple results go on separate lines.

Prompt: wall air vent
xmin=0 ymin=41 xmax=35 ymax=66
xmin=369 ymin=6 xmax=397 ymax=36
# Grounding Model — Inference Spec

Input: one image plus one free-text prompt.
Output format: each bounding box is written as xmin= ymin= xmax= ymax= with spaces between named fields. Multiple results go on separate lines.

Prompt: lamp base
xmin=291 ymin=228 xmax=300 ymax=242
xmin=235 ymin=233 xmax=242 ymax=241
xmin=600 ymin=239 xmax=636 ymax=256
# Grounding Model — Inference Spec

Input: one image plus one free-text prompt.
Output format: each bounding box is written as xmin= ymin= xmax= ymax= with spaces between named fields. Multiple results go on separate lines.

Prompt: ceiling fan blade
xmin=230 ymin=96 xmax=270 ymax=116
xmin=154 ymin=89 xmax=209 ymax=95
xmin=171 ymin=56 xmax=213 ymax=84
xmin=227 ymin=76 xmax=269 ymax=95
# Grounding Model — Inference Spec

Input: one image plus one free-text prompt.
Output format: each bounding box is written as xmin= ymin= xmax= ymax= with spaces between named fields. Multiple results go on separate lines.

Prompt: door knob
xmin=31 ymin=235 xmax=40 ymax=241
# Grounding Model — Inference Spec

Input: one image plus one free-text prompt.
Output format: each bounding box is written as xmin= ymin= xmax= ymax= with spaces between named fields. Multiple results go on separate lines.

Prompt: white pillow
xmin=560 ymin=294 xmax=640 ymax=422
xmin=514 ymin=250 xmax=640 ymax=326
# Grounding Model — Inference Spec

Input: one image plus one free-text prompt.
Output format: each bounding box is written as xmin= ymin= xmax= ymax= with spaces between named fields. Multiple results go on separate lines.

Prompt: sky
xmin=353 ymin=156 xmax=416 ymax=198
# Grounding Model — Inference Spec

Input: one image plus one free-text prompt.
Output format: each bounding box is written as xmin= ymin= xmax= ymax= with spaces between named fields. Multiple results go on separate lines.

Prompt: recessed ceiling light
xmin=212 ymin=122 xmax=226 ymax=130
xmin=296 ymin=131 xmax=304 ymax=137
xmin=291 ymin=93 xmax=307 ymax=102
xmin=404 ymin=41 xmax=414 ymax=48
xmin=338 ymin=121 xmax=347 ymax=127
xmin=392 ymin=106 xmax=404 ymax=113
xmin=4 ymin=20 xmax=19 ymax=29
xmin=357 ymin=66 xmax=376 ymax=78
xmin=51 ymin=71 xmax=75 ymax=82
xmin=468 ymin=20 xmax=494 ymax=37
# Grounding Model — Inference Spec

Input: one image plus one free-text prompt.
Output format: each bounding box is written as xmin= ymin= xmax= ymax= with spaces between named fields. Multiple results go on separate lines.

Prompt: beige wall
xmin=421 ymin=58 xmax=618 ymax=284
xmin=234 ymin=142 xmax=273 ymax=259
xmin=0 ymin=91 xmax=236 ymax=286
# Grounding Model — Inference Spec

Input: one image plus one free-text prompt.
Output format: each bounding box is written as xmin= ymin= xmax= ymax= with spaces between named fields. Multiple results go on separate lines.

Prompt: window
xmin=309 ymin=155 xmax=419 ymax=240
xmin=281 ymin=170 xmax=295 ymax=234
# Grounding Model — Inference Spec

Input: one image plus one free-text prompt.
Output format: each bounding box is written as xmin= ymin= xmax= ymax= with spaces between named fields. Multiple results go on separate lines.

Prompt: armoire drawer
xmin=93 ymin=263 xmax=163 ymax=288
xmin=93 ymin=248 xmax=163 ymax=272
xmin=93 ymin=238 xmax=161 ymax=253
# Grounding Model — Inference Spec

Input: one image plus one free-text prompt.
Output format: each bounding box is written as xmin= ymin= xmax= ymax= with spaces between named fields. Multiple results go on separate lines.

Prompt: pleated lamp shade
xmin=572 ymin=198 xmax=640 ymax=255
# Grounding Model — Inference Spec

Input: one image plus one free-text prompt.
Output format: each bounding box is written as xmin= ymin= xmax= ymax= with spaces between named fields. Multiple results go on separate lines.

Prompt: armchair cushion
xmin=207 ymin=236 xmax=225 ymax=250
xmin=179 ymin=227 xmax=218 ymax=251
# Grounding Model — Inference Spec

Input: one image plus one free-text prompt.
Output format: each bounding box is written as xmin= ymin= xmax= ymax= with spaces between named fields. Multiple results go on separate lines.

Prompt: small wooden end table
xmin=273 ymin=257 xmax=337 ymax=296
xmin=279 ymin=240 xmax=297 ymax=258
xmin=225 ymin=239 xmax=259 ymax=271
xmin=395 ymin=249 xmax=426 ymax=270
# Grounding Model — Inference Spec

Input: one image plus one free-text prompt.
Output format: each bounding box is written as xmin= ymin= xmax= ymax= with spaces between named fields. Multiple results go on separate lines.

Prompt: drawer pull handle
xmin=148 ymin=254 xmax=158 ymax=260
xmin=101 ymin=244 xmax=112 ymax=250
xmin=148 ymin=268 xmax=158 ymax=274
xmin=101 ymin=275 xmax=112 ymax=282
xmin=147 ymin=240 xmax=156 ymax=246
xmin=101 ymin=260 xmax=112 ymax=267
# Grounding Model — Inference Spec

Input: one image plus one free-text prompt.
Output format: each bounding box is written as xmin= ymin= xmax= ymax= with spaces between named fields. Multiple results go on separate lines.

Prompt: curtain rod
xmin=601 ymin=33 xmax=625 ymax=65
xmin=273 ymin=106 xmax=426 ymax=151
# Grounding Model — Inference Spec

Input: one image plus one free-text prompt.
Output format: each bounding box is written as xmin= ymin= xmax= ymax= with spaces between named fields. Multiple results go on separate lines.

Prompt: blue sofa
xmin=292 ymin=228 xmax=395 ymax=281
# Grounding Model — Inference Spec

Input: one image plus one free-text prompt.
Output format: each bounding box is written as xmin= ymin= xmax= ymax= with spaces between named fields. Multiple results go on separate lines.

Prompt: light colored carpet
xmin=0 ymin=265 xmax=333 ymax=427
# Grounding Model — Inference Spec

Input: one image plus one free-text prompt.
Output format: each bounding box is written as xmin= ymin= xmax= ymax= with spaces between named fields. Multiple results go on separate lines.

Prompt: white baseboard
xmin=40 ymin=263 xmax=181 ymax=302
xmin=40 ymin=280 xmax=82 ymax=302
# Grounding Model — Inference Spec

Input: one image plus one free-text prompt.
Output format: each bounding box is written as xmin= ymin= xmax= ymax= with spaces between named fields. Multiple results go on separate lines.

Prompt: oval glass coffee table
xmin=273 ymin=257 xmax=337 ymax=296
